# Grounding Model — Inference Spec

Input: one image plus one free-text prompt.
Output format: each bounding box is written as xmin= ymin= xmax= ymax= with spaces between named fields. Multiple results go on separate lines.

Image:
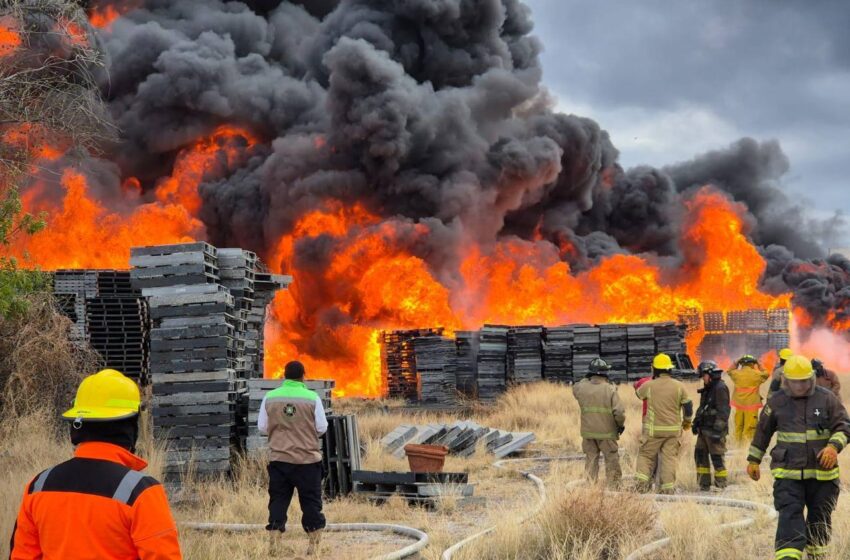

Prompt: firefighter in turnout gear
xmin=728 ymin=354 xmax=770 ymax=442
xmin=572 ymin=358 xmax=626 ymax=487
xmin=635 ymin=353 xmax=693 ymax=494
xmin=812 ymin=358 xmax=842 ymax=400
xmin=769 ymin=348 xmax=793 ymax=398
xmin=692 ymin=361 xmax=731 ymax=490
xmin=258 ymin=361 xmax=328 ymax=558
xmin=747 ymin=355 xmax=850 ymax=560
xmin=10 ymin=369 xmax=182 ymax=560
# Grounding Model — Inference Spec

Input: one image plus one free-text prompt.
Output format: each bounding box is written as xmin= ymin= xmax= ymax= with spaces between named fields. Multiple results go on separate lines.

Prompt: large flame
xmin=0 ymin=15 xmax=21 ymax=57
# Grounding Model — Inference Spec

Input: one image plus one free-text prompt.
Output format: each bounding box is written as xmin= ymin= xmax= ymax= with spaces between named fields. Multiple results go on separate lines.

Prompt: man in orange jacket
xmin=10 ymin=369 xmax=182 ymax=559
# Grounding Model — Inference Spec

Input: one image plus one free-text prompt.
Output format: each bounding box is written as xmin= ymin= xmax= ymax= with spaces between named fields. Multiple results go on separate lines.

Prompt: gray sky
xmin=525 ymin=0 xmax=850 ymax=248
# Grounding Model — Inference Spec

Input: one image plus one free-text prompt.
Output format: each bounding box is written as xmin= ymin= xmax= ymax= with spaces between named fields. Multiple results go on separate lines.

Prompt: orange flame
xmin=88 ymin=1 xmax=142 ymax=29
xmin=0 ymin=16 xmax=21 ymax=58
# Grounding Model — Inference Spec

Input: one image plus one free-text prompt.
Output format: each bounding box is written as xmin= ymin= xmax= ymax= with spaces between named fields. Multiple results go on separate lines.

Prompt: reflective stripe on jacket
xmin=10 ymin=442 xmax=182 ymax=560
xmin=728 ymin=366 xmax=769 ymax=411
xmin=635 ymin=374 xmax=692 ymax=437
xmin=747 ymin=385 xmax=850 ymax=481
xmin=572 ymin=376 xmax=626 ymax=440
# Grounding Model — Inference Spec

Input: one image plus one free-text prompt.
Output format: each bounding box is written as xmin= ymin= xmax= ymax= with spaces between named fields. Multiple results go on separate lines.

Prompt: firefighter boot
xmin=306 ymin=529 xmax=322 ymax=558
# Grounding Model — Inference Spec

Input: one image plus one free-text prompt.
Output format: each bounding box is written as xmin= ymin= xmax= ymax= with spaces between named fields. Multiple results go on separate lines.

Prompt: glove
xmin=617 ymin=425 xmax=625 ymax=436
xmin=817 ymin=445 xmax=839 ymax=470
xmin=746 ymin=462 xmax=761 ymax=481
xmin=691 ymin=424 xmax=698 ymax=435
xmin=682 ymin=419 xmax=692 ymax=431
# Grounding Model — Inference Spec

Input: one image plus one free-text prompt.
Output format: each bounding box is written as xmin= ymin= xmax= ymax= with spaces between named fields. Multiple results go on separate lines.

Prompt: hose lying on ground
xmin=181 ymin=522 xmax=428 ymax=560
xmin=441 ymin=454 xmax=777 ymax=560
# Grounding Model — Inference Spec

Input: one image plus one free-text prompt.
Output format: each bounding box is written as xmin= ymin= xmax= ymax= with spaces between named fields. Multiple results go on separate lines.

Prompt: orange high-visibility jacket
xmin=727 ymin=366 xmax=770 ymax=412
xmin=10 ymin=442 xmax=182 ymax=560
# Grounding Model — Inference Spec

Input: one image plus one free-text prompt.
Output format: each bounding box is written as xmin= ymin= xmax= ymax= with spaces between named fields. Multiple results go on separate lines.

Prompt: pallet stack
xmin=506 ymin=326 xmax=544 ymax=384
xmin=381 ymin=329 xmax=442 ymax=400
xmin=455 ymin=331 xmax=479 ymax=397
xmin=542 ymin=326 xmax=573 ymax=383
xmin=697 ymin=308 xmax=791 ymax=364
xmin=53 ymin=270 xmax=149 ymax=383
xmin=248 ymin=272 xmax=290 ymax=378
xmin=626 ymin=324 xmax=655 ymax=380
xmin=476 ymin=325 xmax=509 ymax=402
xmin=600 ymin=324 xmax=628 ymax=382
xmin=572 ymin=325 xmax=601 ymax=377
xmin=352 ymin=471 xmax=474 ymax=506
xmin=323 ymin=415 xmax=362 ymax=499
xmin=131 ymin=242 xmax=241 ymax=477
xmin=655 ymin=322 xmax=687 ymax=356
xmin=217 ymin=249 xmax=256 ymax=380
xmin=413 ymin=336 xmax=458 ymax=404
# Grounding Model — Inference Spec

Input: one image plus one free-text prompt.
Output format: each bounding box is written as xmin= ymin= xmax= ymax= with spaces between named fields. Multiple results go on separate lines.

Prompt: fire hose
xmin=440 ymin=454 xmax=777 ymax=560
xmin=181 ymin=522 xmax=428 ymax=560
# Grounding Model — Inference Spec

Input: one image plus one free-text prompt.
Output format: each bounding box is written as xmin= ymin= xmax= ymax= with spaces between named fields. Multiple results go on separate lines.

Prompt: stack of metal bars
xmin=476 ymin=325 xmax=509 ymax=402
xmin=413 ymin=335 xmax=458 ymax=404
xmin=572 ymin=325 xmax=601 ymax=378
xmin=454 ymin=331 xmax=479 ymax=397
xmin=626 ymin=324 xmax=655 ymax=380
xmin=53 ymin=270 xmax=150 ymax=383
xmin=542 ymin=326 xmax=573 ymax=383
xmin=244 ymin=378 xmax=335 ymax=453
xmin=506 ymin=326 xmax=544 ymax=384
xmin=131 ymin=242 xmax=239 ymax=478
xmin=599 ymin=324 xmax=628 ymax=383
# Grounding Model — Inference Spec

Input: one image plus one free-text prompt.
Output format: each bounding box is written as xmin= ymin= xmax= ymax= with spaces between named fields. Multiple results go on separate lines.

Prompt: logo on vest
xmin=813 ymin=408 xmax=821 ymax=417
xmin=284 ymin=404 xmax=296 ymax=417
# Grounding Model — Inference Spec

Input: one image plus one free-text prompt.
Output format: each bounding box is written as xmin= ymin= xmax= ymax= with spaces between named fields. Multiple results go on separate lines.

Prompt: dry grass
xmin=3 ymin=379 xmax=850 ymax=559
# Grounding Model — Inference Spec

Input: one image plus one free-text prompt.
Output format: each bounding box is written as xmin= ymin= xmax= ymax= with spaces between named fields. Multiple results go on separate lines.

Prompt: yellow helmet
xmin=779 ymin=348 xmax=793 ymax=361
xmin=652 ymin=353 xmax=674 ymax=370
xmin=783 ymin=356 xmax=814 ymax=381
xmin=62 ymin=369 xmax=141 ymax=422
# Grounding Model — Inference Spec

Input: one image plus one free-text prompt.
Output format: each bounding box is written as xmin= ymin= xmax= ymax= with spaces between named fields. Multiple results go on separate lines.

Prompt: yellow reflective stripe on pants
xmin=635 ymin=472 xmax=650 ymax=482
xmin=775 ymin=548 xmax=803 ymax=560
xmin=696 ymin=467 xmax=711 ymax=474
xmin=805 ymin=544 xmax=829 ymax=554
xmin=715 ymin=470 xmax=728 ymax=477
xmin=660 ymin=482 xmax=675 ymax=490
xmin=581 ymin=406 xmax=613 ymax=414
xmin=771 ymin=467 xmax=840 ymax=481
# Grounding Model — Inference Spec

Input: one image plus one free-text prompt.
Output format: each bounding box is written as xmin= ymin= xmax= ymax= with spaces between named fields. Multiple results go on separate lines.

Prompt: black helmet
xmin=698 ymin=360 xmax=723 ymax=379
xmin=588 ymin=358 xmax=612 ymax=376
xmin=811 ymin=358 xmax=825 ymax=375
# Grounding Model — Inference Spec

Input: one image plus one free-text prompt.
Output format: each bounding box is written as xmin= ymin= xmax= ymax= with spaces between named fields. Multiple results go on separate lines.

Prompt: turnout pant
xmin=581 ymin=438 xmax=621 ymax=487
xmin=694 ymin=433 xmax=727 ymax=489
xmin=635 ymin=434 xmax=680 ymax=493
xmin=733 ymin=408 xmax=759 ymax=442
xmin=773 ymin=478 xmax=840 ymax=560
xmin=267 ymin=461 xmax=326 ymax=533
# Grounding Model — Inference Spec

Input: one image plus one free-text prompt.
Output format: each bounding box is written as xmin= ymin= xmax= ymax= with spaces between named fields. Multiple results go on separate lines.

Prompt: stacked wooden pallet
xmin=698 ymin=308 xmax=791 ymax=364
xmin=244 ymin=378 xmax=335 ymax=452
xmin=626 ymin=324 xmax=655 ymax=380
xmin=454 ymin=331 xmax=479 ymax=397
xmin=413 ymin=336 xmax=458 ymax=404
xmin=507 ymin=326 xmax=543 ymax=384
xmin=381 ymin=328 xmax=443 ymax=400
xmin=218 ymin=249 xmax=256 ymax=380
xmin=542 ymin=326 xmax=573 ymax=382
xmin=476 ymin=325 xmax=509 ymax=402
xmin=53 ymin=270 xmax=149 ymax=383
xmin=381 ymin=421 xmax=535 ymax=459
xmin=247 ymin=271 xmax=290 ymax=378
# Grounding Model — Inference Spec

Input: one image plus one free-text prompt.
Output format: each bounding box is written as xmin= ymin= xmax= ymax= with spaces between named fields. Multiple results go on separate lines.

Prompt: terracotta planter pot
xmin=404 ymin=444 xmax=449 ymax=473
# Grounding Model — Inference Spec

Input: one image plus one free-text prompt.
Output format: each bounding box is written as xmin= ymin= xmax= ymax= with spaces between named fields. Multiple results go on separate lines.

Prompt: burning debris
xmin=4 ymin=1 xmax=850 ymax=396
xmin=697 ymin=308 xmax=790 ymax=366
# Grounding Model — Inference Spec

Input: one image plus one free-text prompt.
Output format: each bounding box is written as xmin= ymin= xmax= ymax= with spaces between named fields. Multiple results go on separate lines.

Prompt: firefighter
xmin=692 ymin=360 xmax=731 ymax=490
xmin=635 ymin=353 xmax=693 ymax=494
xmin=258 ymin=361 xmax=328 ymax=558
xmin=9 ymin=369 xmax=182 ymax=560
xmin=769 ymin=348 xmax=793 ymax=398
xmin=728 ymin=354 xmax=769 ymax=442
xmin=812 ymin=358 xmax=842 ymax=400
xmin=572 ymin=358 xmax=626 ymax=487
xmin=747 ymin=355 xmax=850 ymax=560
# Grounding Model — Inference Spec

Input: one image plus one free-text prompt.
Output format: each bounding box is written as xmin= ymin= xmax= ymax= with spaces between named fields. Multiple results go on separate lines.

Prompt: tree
xmin=0 ymin=0 xmax=114 ymax=316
